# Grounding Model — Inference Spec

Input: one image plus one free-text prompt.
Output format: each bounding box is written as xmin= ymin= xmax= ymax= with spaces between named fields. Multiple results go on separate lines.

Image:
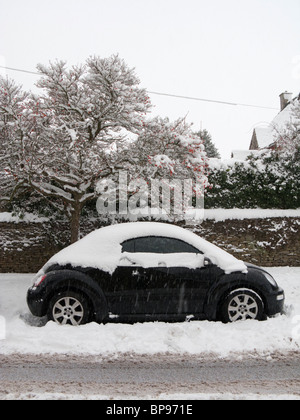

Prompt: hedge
xmin=205 ymin=149 xmax=300 ymax=209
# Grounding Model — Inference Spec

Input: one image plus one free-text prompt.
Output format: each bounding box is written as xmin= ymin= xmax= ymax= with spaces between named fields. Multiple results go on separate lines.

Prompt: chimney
xmin=279 ymin=91 xmax=293 ymax=111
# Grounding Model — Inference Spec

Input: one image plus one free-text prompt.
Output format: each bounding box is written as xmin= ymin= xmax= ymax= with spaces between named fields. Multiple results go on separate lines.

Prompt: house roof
xmin=251 ymin=95 xmax=298 ymax=150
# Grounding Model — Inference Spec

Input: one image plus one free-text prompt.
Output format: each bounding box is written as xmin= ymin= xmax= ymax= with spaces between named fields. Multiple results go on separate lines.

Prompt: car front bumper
xmin=265 ymin=287 xmax=285 ymax=317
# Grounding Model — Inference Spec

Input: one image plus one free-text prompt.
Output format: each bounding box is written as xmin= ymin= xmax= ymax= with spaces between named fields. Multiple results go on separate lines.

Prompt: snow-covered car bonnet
xmin=43 ymin=222 xmax=248 ymax=275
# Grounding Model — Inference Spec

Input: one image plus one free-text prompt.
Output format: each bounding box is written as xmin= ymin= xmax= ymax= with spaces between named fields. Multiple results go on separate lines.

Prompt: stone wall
xmin=195 ymin=217 xmax=300 ymax=267
xmin=0 ymin=217 xmax=299 ymax=273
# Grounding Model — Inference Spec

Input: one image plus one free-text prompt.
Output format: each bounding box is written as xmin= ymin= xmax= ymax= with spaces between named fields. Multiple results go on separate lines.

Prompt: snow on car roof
xmin=44 ymin=222 xmax=247 ymax=274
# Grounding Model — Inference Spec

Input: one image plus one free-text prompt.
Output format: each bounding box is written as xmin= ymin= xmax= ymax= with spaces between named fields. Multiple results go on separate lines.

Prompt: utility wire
xmin=0 ymin=65 xmax=279 ymax=111
xmin=0 ymin=65 xmax=40 ymax=76
xmin=148 ymin=90 xmax=278 ymax=110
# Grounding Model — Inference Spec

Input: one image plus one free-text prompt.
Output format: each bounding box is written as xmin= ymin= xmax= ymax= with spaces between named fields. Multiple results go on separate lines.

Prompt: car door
xmin=110 ymin=234 xmax=155 ymax=315
xmin=113 ymin=236 xmax=212 ymax=316
xmin=110 ymin=257 xmax=148 ymax=315
xmin=161 ymin=263 xmax=212 ymax=315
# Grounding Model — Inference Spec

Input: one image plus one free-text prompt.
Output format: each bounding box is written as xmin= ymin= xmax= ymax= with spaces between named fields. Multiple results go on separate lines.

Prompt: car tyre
xmin=219 ymin=288 xmax=264 ymax=323
xmin=47 ymin=291 xmax=91 ymax=326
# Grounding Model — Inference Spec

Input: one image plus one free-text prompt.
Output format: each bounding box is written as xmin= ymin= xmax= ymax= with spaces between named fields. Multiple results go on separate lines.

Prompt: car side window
xmin=121 ymin=236 xmax=202 ymax=254
xmin=121 ymin=238 xmax=135 ymax=253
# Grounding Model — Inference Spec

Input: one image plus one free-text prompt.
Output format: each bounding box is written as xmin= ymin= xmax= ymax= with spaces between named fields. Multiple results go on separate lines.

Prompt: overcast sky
xmin=1 ymin=0 xmax=299 ymax=158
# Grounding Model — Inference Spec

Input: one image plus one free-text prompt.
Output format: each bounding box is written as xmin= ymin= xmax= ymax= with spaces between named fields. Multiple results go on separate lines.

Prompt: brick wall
xmin=0 ymin=217 xmax=299 ymax=273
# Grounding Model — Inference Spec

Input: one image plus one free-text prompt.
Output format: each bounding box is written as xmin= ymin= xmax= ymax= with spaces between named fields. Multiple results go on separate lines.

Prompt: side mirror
xmin=204 ymin=257 xmax=212 ymax=267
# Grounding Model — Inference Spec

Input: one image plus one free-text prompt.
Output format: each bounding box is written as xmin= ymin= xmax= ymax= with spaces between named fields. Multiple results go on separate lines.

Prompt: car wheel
xmin=48 ymin=291 xmax=91 ymax=326
xmin=219 ymin=288 xmax=264 ymax=323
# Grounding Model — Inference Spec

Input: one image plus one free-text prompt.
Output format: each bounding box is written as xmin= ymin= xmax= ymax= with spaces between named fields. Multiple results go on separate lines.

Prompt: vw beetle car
xmin=27 ymin=222 xmax=285 ymax=325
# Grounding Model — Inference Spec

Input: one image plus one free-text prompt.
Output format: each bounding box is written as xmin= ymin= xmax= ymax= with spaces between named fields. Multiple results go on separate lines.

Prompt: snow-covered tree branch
xmin=1 ymin=55 xmax=210 ymax=240
xmin=1 ymin=56 xmax=151 ymax=242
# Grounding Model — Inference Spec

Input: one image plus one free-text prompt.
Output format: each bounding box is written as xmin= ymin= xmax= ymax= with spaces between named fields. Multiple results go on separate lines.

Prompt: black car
xmin=27 ymin=222 xmax=285 ymax=325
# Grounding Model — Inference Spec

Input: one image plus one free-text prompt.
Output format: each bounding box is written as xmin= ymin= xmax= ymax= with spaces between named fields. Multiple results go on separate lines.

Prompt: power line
xmin=147 ymin=91 xmax=278 ymax=110
xmin=0 ymin=65 xmax=279 ymax=110
xmin=0 ymin=65 xmax=40 ymax=76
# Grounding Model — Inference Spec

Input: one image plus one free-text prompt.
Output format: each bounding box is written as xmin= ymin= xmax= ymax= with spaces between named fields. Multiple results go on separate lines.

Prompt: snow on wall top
xmin=44 ymin=222 xmax=248 ymax=275
xmin=0 ymin=212 xmax=50 ymax=223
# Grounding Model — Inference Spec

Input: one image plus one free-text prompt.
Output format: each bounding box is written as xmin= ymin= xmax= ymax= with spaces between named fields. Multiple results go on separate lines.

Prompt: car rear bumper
xmin=27 ymin=287 xmax=46 ymax=317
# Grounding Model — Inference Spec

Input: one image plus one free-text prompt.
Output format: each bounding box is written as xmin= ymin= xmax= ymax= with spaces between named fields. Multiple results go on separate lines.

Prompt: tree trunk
xmin=70 ymin=203 xmax=81 ymax=244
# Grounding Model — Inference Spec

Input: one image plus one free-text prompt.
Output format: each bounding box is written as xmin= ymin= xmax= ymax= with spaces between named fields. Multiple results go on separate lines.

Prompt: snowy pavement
xmin=0 ymin=267 xmax=300 ymax=357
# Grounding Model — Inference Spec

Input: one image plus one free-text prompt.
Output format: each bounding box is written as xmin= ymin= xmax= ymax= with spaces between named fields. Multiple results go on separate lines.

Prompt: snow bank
xmin=43 ymin=222 xmax=247 ymax=275
xmin=0 ymin=268 xmax=299 ymax=357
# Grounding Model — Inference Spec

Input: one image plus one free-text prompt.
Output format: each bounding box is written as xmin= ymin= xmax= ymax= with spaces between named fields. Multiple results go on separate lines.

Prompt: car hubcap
xmin=228 ymin=293 xmax=259 ymax=322
xmin=52 ymin=296 xmax=84 ymax=325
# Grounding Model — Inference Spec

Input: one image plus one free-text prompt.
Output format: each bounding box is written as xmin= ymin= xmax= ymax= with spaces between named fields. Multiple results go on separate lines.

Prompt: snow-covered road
xmin=0 ymin=352 xmax=299 ymax=400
